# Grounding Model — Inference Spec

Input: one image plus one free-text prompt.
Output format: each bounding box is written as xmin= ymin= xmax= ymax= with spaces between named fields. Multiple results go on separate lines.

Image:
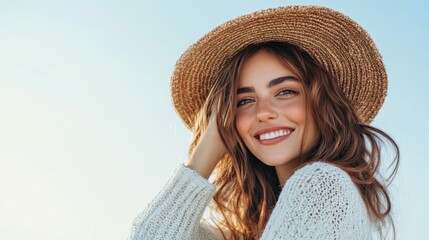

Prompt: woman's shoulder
xmin=284 ymin=161 xmax=363 ymax=203
xmin=265 ymin=161 xmax=372 ymax=239
xmin=276 ymin=161 xmax=372 ymax=238
xmin=290 ymin=161 xmax=352 ymax=185
xmin=296 ymin=161 xmax=347 ymax=174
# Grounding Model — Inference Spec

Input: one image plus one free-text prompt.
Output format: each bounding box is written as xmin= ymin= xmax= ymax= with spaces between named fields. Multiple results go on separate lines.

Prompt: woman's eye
xmin=237 ymin=98 xmax=254 ymax=107
xmin=277 ymin=89 xmax=297 ymax=96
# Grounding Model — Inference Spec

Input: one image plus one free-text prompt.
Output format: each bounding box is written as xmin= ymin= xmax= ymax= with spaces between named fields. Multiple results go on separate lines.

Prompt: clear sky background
xmin=0 ymin=0 xmax=428 ymax=239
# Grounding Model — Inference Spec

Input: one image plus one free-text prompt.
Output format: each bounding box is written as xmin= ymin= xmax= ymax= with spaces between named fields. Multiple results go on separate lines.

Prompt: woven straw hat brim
xmin=171 ymin=6 xmax=387 ymax=129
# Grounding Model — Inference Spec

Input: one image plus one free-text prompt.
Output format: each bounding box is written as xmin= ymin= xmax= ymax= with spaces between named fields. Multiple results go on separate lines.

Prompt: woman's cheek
xmin=236 ymin=110 xmax=253 ymax=136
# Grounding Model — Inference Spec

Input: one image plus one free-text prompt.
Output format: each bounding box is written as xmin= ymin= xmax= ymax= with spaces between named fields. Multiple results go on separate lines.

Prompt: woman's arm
xmin=129 ymin=165 xmax=223 ymax=240
xmin=130 ymin=114 xmax=227 ymax=239
xmin=186 ymin=114 xmax=226 ymax=179
xmin=260 ymin=162 xmax=372 ymax=240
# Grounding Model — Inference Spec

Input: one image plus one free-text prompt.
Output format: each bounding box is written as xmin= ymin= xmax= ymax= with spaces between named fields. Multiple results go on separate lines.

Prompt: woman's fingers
xmin=186 ymin=115 xmax=226 ymax=179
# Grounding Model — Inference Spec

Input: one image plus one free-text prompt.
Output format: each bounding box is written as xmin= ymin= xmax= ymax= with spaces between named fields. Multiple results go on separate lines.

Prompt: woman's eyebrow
xmin=267 ymin=76 xmax=298 ymax=88
xmin=237 ymin=76 xmax=298 ymax=95
xmin=237 ymin=86 xmax=255 ymax=95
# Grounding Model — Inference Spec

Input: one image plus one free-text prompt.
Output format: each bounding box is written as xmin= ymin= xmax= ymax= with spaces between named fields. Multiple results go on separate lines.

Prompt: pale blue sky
xmin=0 ymin=1 xmax=428 ymax=239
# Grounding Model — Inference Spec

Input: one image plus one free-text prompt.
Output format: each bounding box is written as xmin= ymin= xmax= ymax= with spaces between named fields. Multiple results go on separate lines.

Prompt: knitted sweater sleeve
xmin=129 ymin=165 xmax=223 ymax=240
xmin=260 ymin=162 xmax=372 ymax=240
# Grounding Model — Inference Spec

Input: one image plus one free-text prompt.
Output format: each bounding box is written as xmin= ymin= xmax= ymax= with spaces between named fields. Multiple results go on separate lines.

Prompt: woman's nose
xmin=256 ymin=99 xmax=278 ymax=122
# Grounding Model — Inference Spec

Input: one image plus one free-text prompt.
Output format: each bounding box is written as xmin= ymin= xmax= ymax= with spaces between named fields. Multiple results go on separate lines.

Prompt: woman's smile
xmin=254 ymin=126 xmax=294 ymax=144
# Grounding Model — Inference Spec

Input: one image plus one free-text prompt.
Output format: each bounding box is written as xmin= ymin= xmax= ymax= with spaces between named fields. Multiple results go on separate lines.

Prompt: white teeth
xmin=259 ymin=129 xmax=291 ymax=140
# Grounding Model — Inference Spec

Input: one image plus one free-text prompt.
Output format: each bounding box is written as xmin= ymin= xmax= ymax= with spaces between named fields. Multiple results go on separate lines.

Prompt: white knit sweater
xmin=130 ymin=162 xmax=373 ymax=239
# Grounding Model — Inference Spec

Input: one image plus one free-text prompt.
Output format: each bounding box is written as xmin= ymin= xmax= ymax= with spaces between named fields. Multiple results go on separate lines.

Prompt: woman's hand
xmin=186 ymin=115 xmax=227 ymax=179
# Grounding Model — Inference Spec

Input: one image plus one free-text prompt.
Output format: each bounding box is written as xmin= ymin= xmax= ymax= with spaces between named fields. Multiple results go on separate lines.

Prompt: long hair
xmin=189 ymin=42 xmax=400 ymax=239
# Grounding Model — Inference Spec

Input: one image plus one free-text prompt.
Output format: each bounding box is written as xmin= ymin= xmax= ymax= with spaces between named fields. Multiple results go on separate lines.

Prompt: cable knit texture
xmin=130 ymin=162 xmax=373 ymax=239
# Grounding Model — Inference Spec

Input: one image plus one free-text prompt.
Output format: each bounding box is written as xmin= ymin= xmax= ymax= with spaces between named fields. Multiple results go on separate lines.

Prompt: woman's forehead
xmin=238 ymin=50 xmax=298 ymax=86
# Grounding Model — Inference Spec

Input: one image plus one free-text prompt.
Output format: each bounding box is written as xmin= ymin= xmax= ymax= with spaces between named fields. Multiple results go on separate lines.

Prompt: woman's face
xmin=235 ymin=50 xmax=317 ymax=169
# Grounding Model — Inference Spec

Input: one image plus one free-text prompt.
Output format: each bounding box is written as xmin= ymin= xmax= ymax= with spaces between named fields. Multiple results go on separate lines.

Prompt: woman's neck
xmin=275 ymin=160 xmax=301 ymax=188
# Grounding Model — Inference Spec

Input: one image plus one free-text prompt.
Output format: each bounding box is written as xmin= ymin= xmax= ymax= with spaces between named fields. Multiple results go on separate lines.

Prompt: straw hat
xmin=170 ymin=6 xmax=387 ymax=129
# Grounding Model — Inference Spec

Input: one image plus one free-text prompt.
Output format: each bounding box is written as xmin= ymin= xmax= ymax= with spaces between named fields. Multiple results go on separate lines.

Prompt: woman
xmin=130 ymin=6 xmax=399 ymax=240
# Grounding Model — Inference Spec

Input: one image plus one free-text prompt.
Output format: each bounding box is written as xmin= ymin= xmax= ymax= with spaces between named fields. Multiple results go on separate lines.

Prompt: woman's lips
xmin=254 ymin=127 xmax=294 ymax=145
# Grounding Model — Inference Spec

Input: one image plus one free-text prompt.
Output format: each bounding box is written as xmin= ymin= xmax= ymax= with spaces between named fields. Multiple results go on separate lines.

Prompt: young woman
xmin=130 ymin=6 xmax=399 ymax=240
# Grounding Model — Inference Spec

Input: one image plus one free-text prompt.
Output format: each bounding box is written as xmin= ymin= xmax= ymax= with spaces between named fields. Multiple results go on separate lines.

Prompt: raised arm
xmin=129 ymin=165 xmax=224 ymax=240
xmin=130 ymin=115 xmax=227 ymax=239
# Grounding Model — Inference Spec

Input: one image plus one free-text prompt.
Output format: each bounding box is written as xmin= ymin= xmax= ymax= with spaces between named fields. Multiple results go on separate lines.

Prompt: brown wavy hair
xmin=189 ymin=42 xmax=399 ymax=239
